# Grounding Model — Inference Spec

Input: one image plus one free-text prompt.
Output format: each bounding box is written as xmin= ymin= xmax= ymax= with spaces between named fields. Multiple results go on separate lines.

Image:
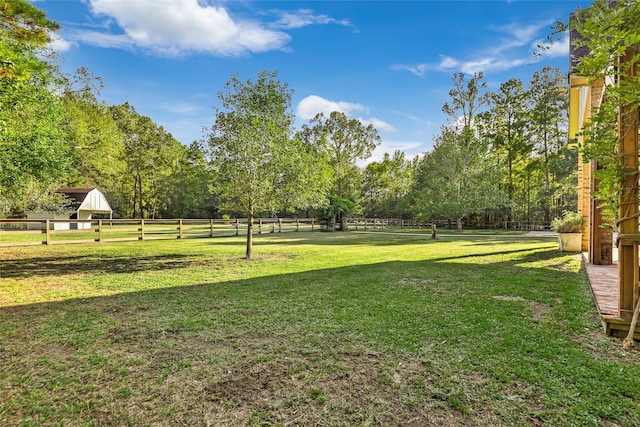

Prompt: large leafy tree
xmin=0 ymin=0 xmax=71 ymax=216
xmin=62 ymin=67 xmax=125 ymax=194
xmin=412 ymin=72 xmax=506 ymax=229
xmin=569 ymin=0 xmax=640 ymax=223
xmin=207 ymin=70 xmax=330 ymax=259
xmin=299 ymin=111 xmax=380 ymax=204
xmin=0 ymin=0 xmax=59 ymax=81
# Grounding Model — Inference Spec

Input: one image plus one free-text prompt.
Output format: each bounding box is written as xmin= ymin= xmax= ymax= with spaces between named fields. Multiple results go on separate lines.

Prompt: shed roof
xmin=57 ymin=188 xmax=112 ymax=214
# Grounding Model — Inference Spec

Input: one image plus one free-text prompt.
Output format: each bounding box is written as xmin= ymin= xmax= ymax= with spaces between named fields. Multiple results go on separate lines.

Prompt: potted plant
xmin=551 ymin=211 xmax=584 ymax=252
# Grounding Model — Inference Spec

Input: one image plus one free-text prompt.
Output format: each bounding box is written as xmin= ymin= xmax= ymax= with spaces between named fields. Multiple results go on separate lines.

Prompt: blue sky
xmin=37 ymin=0 xmax=592 ymax=162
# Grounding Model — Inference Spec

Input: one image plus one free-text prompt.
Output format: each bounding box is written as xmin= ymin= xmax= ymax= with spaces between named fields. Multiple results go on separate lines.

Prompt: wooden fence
xmin=0 ymin=217 xmax=551 ymax=247
xmin=0 ymin=218 xmax=317 ymax=246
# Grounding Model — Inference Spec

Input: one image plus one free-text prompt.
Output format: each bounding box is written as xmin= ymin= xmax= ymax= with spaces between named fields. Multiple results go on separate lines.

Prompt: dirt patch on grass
xmin=197 ymin=346 xmax=499 ymax=426
xmin=493 ymin=295 xmax=551 ymax=321
xmin=1 ymin=328 xmax=511 ymax=426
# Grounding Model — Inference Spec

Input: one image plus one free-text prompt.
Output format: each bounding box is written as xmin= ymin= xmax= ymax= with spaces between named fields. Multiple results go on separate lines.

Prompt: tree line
xmin=1 ymin=0 xmax=576 ymax=236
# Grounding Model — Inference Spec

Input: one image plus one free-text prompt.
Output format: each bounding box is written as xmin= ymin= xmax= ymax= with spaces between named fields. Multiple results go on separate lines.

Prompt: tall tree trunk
xmin=508 ymin=157 xmax=513 ymax=221
xmin=132 ymin=175 xmax=138 ymax=219
xmin=136 ymin=173 xmax=144 ymax=219
xmin=245 ymin=212 xmax=253 ymax=260
xmin=543 ymin=129 xmax=550 ymax=222
xmin=456 ymin=217 xmax=463 ymax=231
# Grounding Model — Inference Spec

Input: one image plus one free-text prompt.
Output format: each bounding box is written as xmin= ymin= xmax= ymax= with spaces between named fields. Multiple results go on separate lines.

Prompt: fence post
xmin=296 ymin=219 xmax=299 ymax=232
xmin=278 ymin=219 xmax=282 ymax=233
xmin=364 ymin=219 xmax=368 ymax=231
xmin=355 ymin=219 xmax=358 ymax=230
xmin=177 ymin=219 xmax=183 ymax=239
xmin=259 ymin=218 xmax=262 ymax=234
xmin=96 ymin=220 xmax=103 ymax=242
xmin=43 ymin=220 xmax=51 ymax=245
xmin=235 ymin=219 xmax=239 ymax=236
xmin=139 ymin=219 xmax=145 ymax=241
xmin=209 ymin=220 xmax=214 ymax=237
xmin=271 ymin=221 xmax=275 ymax=233
xmin=311 ymin=218 xmax=315 ymax=232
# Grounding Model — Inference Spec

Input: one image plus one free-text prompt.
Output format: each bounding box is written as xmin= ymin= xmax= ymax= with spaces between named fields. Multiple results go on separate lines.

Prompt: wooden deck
xmin=583 ymin=253 xmax=640 ymax=339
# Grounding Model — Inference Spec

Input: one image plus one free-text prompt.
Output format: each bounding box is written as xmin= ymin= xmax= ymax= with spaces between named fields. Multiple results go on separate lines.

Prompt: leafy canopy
xmin=208 ymin=70 xmax=330 ymax=258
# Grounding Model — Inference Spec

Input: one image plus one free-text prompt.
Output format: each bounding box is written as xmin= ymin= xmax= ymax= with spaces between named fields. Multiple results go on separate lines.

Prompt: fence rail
xmin=0 ymin=218 xmax=317 ymax=247
xmin=0 ymin=217 xmax=551 ymax=247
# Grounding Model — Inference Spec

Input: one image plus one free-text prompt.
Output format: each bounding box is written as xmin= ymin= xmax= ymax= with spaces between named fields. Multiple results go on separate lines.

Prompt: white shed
xmin=26 ymin=188 xmax=112 ymax=230
xmin=57 ymin=188 xmax=113 ymax=229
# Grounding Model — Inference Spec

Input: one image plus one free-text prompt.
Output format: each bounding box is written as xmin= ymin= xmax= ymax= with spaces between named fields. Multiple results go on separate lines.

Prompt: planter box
xmin=558 ymin=233 xmax=583 ymax=252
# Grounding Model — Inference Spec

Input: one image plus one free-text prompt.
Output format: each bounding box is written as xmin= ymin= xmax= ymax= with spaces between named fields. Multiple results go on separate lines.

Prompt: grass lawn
xmin=0 ymin=232 xmax=638 ymax=426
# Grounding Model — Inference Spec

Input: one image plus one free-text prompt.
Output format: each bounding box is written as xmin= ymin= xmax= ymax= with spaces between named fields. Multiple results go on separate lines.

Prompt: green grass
xmin=0 ymin=232 xmax=638 ymax=426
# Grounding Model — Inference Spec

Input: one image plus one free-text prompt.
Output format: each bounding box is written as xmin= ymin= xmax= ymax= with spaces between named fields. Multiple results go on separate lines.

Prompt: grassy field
xmin=0 ymin=232 xmax=638 ymax=426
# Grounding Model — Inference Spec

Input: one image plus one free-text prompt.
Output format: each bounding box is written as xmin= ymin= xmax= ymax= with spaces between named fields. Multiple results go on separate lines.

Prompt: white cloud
xmin=391 ymin=63 xmax=429 ymax=78
xmin=72 ymin=30 xmax=134 ymax=50
xmin=362 ymin=140 xmax=425 ymax=166
xmin=296 ymin=95 xmax=366 ymax=120
xmin=490 ymin=21 xmax=550 ymax=53
xmin=393 ymin=20 xmax=552 ymax=76
xmin=459 ymin=57 xmax=527 ymax=74
xmin=297 ymin=96 xmax=396 ymax=140
xmin=439 ymin=55 xmax=459 ymax=69
xmin=80 ymin=0 xmax=291 ymax=56
xmin=358 ymin=117 xmax=396 ymax=133
xmin=271 ymin=9 xmax=354 ymax=31
xmin=49 ymin=34 xmax=73 ymax=52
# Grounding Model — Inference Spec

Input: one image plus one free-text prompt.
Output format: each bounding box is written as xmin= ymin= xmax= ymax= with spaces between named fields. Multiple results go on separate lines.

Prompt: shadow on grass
xmin=2 ymin=241 xmax=638 ymax=427
xmin=204 ymin=231 xmax=554 ymax=248
xmin=0 ymin=245 xmax=581 ymax=340
xmin=0 ymin=253 xmax=202 ymax=279
xmin=0 ymin=234 xmax=556 ymax=281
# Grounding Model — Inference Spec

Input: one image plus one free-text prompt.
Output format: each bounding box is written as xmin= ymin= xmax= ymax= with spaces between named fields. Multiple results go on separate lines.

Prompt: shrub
xmin=551 ymin=211 xmax=584 ymax=233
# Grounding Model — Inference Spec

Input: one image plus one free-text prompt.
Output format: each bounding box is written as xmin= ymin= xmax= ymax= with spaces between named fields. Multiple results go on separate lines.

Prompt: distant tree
xmin=110 ymin=103 xmax=182 ymax=219
xmin=317 ymin=194 xmax=355 ymax=231
xmin=207 ymin=70 xmax=330 ymax=259
xmin=411 ymin=72 xmax=507 ymax=229
xmin=528 ymin=66 xmax=568 ymax=222
xmin=442 ymin=72 xmax=487 ymax=132
xmin=299 ymin=111 xmax=380 ymax=203
xmin=478 ymin=78 xmax=530 ymax=219
xmin=160 ymin=142 xmax=216 ymax=218
xmin=362 ymin=150 xmax=415 ymax=218
xmin=413 ymin=127 xmax=506 ymax=230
